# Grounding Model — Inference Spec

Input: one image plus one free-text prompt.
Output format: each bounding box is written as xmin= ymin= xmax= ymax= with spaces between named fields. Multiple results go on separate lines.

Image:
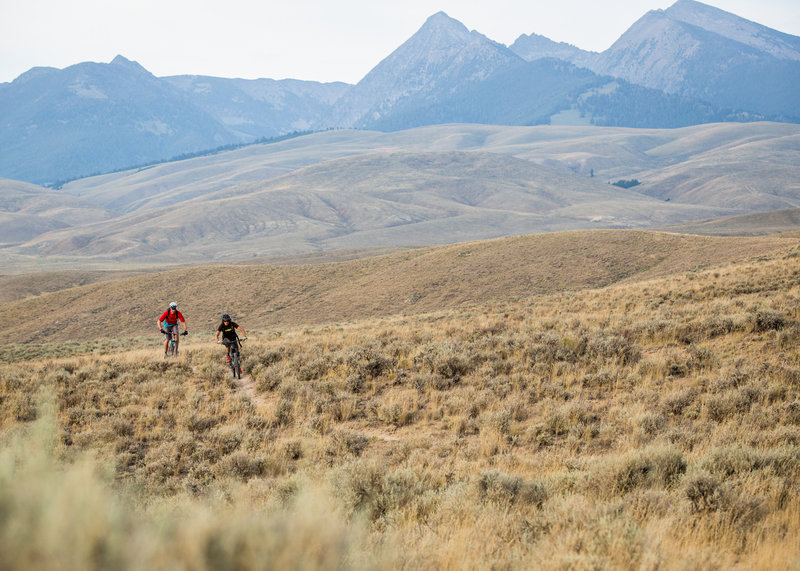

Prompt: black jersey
xmin=217 ymin=321 xmax=239 ymax=340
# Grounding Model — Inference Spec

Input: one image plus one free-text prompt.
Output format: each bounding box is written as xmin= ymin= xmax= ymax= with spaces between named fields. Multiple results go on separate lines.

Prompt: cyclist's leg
xmin=163 ymin=328 xmax=170 ymax=354
xmin=166 ymin=325 xmax=178 ymax=354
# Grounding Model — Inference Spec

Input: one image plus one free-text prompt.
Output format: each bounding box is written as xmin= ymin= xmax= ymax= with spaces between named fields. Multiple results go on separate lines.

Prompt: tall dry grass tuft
xmin=0 ymin=396 xmax=381 ymax=570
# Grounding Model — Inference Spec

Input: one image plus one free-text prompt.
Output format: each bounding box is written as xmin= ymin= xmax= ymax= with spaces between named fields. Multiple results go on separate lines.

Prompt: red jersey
xmin=159 ymin=309 xmax=185 ymax=326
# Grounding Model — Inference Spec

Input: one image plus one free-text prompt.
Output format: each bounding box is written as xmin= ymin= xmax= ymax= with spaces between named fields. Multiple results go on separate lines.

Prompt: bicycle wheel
xmin=231 ymin=350 xmax=240 ymax=378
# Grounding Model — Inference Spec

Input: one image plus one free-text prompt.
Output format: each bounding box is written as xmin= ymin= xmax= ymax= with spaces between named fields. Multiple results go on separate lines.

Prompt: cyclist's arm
xmin=237 ymin=325 xmax=247 ymax=337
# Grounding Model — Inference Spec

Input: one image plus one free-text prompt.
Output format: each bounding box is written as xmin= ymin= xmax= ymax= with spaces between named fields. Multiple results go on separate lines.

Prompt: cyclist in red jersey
xmin=157 ymin=301 xmax=188 ymax=355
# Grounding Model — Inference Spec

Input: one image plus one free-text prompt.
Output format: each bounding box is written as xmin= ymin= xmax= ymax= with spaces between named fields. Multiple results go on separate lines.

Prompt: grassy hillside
xmin=0 ymin=269 xmax=149 ymax=304
xmin=658 ymin=208 xmax=800 ymax=236
xmin=1 ymin=238 xmax=799 ymax=568
xmin=60 ymin=122 xmax=800 ymax=213
xmin=0 ymin=229 xmax=796 ymax=346
xmin=0 ymin=178 xmax=112 ymax=245
xmin=1 ymin=121 xmax=787 ymax=270
xmin=18 ymin=151 xmax=732 ymax=264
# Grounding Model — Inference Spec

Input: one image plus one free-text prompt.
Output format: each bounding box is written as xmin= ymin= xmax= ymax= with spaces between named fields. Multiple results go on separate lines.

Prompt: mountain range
xmin=1 ymin=0 xmax=798 ymax=184
xmin=514 ymin=0 xmax=800 ymax=119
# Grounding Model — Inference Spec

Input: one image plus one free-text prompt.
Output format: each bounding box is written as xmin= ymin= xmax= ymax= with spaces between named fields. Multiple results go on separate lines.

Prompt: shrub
xmin=344 ymin=346 xmax=396 ymax=379
xmin=377 ymin=398 xmax=417 ymax=427
xmin=684 ymin=473 xmax=722 ymax=512
xmin=638 ymin=413 xmax=666 ymax=437
xmin=702 ymin=445 xmax=761 ymax=477
xmin=705 ymin=389 xmax=753 ymax=423
xmin=295 ymin=355 xmax=334 ymax=382
xmin=750 ymin=309 xmax=787 ymax=333
xmin=254 ymin=364 xmax=285 ymax=392
xmin=217 ymin=451 xmax=272 ymax=480
xmin=603 ymin=448 xmax=687 ymax=496
xmin=413 ymin=341 xmax=475 ymax=380
xmin=587 ymin=334 xmax=641 ymax=365
xmin=274 ymin=398 xmax=294 ymax=427
xmin=324 ymin=431 xmax=370 ymax=464
xmin=662 ymin=388 xmax=699 ymax=416
xmin=524 ymin=332 xmax=580 ymax=365
xmin=475 ymin=470 xmax=548 ymax=509
xmin=208 ymin=425 xmax=244 ymax=455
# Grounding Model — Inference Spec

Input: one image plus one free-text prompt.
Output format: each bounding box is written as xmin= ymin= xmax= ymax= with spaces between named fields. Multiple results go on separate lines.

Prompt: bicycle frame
xmin=166 ymin=333 xmax=178 ymax=356
xmin=224 ymin=337 xmax=242 ymax=378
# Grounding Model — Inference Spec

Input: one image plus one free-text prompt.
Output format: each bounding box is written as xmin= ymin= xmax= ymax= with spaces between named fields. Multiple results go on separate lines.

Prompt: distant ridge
xmin=658 ymin=208 xmax=800 ymax=236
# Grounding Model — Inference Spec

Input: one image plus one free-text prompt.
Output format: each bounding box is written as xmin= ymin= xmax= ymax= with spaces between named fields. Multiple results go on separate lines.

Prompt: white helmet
xmin=169 ymin=301 xmax=178 ymax=309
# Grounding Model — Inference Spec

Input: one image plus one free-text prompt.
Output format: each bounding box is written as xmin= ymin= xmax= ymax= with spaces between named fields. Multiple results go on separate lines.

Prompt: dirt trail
xmin=233 ymin=374 xmax=266 ymax=407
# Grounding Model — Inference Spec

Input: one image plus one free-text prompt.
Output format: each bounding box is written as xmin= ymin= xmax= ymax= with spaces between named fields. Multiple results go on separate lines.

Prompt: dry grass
xmin=0 ymin=229 xmax=796 ymax=345
xmin=2 ymin=243 xmax=800 ymax=568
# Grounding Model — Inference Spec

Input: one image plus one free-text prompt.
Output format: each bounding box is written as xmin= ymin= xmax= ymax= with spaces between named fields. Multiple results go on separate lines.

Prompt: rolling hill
xmin=0 ymin=229 xmax=795 ymax=344
xmin=0 ymin=178 xmax=113 ymax=246
xmin=0 ymin=121 xmax=789 ymax=270
xmin=56 ymin=122 xmax=799 ymax=213
xmin=14 ymin=151 xmax=733 ymax=265
xmin=657 ymin=208 xmax=800 ymax=236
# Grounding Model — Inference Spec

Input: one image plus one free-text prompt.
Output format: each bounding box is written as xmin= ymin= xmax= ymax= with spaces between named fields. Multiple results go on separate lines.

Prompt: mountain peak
xmin=424 ymin=11 xmax=464 ymax=27
xmin=664 ymin=0 xmax=800 ymax=60
xmin=12 ymin=66 xmax=58 ymax=84
xmin=110 ymin=55 xmax=151 ymax=74
xmin=329 ymin=11 xmax=520 ymax=128
xmin=510 ymin=32 xmax=591 ymax=63
xmin=415 ymin=11 xmax=472 ymax=42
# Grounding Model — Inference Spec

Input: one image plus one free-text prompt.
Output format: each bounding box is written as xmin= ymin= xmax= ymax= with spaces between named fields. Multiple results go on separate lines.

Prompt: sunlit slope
xmin=0 ymin=269 xmax=149 ymax=304
xmin=658 ymin=207 xmax=800 ymax=236
xmin=60 ymin=122 xmax=800 ymax=213
xmin=1 ymin=229 xmax=795 ymax=344
xmin=1 ymin=122 xmax=794 ymax=270
xmin=16 ymin=152 xmax=731 ymax=263
xmin=0 ymin=178 xmax=112 ymax=245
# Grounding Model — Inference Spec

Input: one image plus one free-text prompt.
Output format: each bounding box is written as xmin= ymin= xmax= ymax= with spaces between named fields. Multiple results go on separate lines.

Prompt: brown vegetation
xmin=0 ymin=229 xmax=796 ymax=345
xmin=2 ymin=234 xmax=800 ymax=568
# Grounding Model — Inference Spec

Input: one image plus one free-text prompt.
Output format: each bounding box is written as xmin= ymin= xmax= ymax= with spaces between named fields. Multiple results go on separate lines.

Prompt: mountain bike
xmin=221 ymin=336 xmax=246 ymax=378
xmin=161 ymin=329 xmax=188 ymax=357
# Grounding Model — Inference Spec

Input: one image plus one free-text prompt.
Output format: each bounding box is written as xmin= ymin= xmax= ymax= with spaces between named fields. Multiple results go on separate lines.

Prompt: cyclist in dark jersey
xmin=158 ymin=301 xmax=188 ymax=355
xmin=215 ymin=313 xmax=247 ymax=363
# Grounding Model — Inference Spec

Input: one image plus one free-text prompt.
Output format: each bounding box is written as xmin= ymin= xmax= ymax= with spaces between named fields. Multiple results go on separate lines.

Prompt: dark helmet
xmin=222 ymin=313 xmax=231 ymax=321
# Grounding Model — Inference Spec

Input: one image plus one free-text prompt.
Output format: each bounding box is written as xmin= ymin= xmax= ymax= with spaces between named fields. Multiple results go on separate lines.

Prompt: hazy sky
xmin=2 ymin=0 xmax=799 ymax=85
